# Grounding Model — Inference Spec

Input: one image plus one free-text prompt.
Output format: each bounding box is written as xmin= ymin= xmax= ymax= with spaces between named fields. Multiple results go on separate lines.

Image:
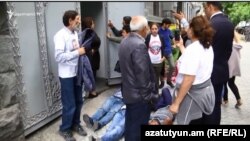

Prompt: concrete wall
xmin=0 ymin=2 xmax=25 ymax=141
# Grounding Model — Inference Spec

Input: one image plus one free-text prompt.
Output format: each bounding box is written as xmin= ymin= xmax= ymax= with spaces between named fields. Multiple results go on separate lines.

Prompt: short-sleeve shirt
xmin=148 ymin=35 xmax=162 ymax=64
xmin=176 ymin=41 xmax=214 ymax=85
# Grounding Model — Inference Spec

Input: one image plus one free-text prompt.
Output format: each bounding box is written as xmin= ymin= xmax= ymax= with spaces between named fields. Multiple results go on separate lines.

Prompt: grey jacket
xmin=118 ymin=32 xmax=158 ymax=104
xmin=228 ymin=43 xmax=242 ymax=78
xmin=174 ymin=79 xmax=215 ymax=124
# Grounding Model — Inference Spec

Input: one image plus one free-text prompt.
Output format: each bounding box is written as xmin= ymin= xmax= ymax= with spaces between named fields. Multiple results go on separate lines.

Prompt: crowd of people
xmin=54 ymin=1 xmax=243 ymax=141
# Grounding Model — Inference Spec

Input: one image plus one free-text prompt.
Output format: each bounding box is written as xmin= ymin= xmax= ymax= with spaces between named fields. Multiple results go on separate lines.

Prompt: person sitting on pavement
xmin=82 ymin=89 xmax=124 ymax=131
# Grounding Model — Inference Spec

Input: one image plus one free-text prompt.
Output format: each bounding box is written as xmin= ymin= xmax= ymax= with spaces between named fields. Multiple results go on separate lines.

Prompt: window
xmin=153 ymin=2 xmax=159 ymax=16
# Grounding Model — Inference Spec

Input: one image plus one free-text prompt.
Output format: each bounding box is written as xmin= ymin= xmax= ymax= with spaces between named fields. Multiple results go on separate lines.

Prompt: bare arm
xmin=172 ymin=11 xmax=189 ymax=32
xmin=169 ymin=74 xmax=195 ymax=114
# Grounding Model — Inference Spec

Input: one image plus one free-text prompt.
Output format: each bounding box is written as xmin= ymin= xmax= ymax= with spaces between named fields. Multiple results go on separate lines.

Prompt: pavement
xmin=26 ymin=42 xmax=250 ymax=141
xmin=220 ymin=41 xmax=250 ymax=124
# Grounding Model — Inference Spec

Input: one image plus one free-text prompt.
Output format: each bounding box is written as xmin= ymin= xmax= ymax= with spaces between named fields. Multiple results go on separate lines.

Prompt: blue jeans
xmin=101 ymin=109 xmax=125 ymax=141
xmin=59 ymin=76 xmax=83 ymax=132
xmin=91 ymin=95 xmax=124 ymax=127
xmin=125 ymin=101 xmax=151 ymax=141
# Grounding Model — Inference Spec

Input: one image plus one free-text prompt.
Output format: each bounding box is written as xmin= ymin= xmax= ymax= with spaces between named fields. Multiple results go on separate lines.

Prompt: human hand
xmin=106 ymin=32 xmax=111 ymax=38
xmin=174 ymin=36 xmax=184 ymax=48
xmin=108 ymin=20 xmax=114 ymax=28
xmin=160 ymin=57 xmax=165 ymax=63
xmin=78 ymin=47 xmax=85 ymax=55
xmin=169 ymin=104 xmax=179 ymax=115
xmin=172 ymin=11 xmax=185 ymax=21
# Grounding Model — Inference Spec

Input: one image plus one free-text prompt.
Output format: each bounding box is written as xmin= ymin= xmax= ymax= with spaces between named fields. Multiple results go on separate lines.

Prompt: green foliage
xmin=222 ymin=2 xmax=250 ymax=25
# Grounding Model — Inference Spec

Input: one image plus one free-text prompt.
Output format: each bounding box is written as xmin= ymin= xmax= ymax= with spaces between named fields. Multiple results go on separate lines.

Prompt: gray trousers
xmin=164 ymin=53 xmax=175 ymax=82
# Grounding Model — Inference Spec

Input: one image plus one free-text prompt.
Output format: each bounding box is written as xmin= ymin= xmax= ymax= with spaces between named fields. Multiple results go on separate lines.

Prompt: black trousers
xmin=223 ymin=76 xmax=241 ymax=101
xmin=124 ymin=101 xmax=151 ymax=141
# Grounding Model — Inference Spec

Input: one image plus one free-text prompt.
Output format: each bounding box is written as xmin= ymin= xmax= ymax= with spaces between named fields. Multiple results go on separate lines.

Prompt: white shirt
xmin=210 ymin=11 xmax=223 ymax=19
xmin=54 ymin=27 xmax=80 ymax=78
xmin=148 ymin=35 xmax=162 ymax=64
xmin=176 ymin=41 xmax=214 ymax=85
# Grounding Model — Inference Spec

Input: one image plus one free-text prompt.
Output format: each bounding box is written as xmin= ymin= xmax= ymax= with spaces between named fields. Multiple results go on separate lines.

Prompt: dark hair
xmin=189 ymin=15 xmax=215 ymax=49
xmin=207 ymin=1 xmax=223 ymax=11
xmin=123 ymin=16 xmax=131 ymax=25
xmin=82 ymin=17 xmax=93 ymax=29
xmin=150 ymin=23 xmax=159 ymax=29
xmin=63 ymin=10 xmax=79 ymax=26
xmin=162 ymin=18 xmax=172 ymax=25
xmin=122 ymin=25 xmax=131 ymax=33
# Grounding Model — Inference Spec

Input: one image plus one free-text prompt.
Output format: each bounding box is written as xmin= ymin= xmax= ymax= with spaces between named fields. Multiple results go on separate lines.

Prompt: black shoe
xmin=83 ymin=114 xmax=94 ymax=128
xmin=159 ymin=81 xmax=164 ymax=89
xmin=72 ymin=125 xmax=87 ymax=136
xmin=59 ymin=130 xmax=76 ymax=141
xmin=167 ymin=81 xmax=175 ymax=88
xmin=88 ymin=92 xmax=98 ymax=98
xmin=92 ymin=121 xmax=101 ymax=131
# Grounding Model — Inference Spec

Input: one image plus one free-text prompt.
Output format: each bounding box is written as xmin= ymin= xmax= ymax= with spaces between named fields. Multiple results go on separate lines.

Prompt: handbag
xmin=114 ymin=60 xmax=121 ymax=73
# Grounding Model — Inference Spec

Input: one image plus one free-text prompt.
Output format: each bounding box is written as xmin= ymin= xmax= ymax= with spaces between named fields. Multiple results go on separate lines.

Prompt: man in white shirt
xmin=54 ymin=10 xmax=86 ymax=141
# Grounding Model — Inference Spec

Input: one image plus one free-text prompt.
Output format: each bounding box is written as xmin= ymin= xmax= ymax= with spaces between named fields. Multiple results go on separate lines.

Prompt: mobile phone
xmin=174 ymin=30 xmax=180 ymax=41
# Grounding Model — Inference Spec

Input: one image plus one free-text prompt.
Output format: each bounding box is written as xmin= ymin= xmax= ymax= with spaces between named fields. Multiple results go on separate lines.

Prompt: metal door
xmin=106 ymin=2 xmax=145 ymax=85
xmin=7 ymin=2 xmax=80 ymax=135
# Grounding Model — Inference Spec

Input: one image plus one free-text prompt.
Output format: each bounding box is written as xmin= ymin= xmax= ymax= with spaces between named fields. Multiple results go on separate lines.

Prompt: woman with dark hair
xmin=145 ymin=23 xmax=165 ymax=92
xmin=169 ymin=15 xmax=216 ymax=124
xmin=79 ymin=17 xmax=101 ymax=98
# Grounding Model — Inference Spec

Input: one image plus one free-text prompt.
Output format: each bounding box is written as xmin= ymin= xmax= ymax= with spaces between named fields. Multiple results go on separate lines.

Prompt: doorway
xmin=80 ymin=2 xmax=110 ymax=94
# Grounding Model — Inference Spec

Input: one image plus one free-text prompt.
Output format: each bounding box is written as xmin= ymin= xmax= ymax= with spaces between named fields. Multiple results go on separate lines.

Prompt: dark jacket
xmin=210 ymin=13 xmax=234 ymax=84
xmin=145 ymin=33 xmax=166 ymax=58
xmin=86 ymin=34 xmax=101 ymax=71
xmin=80 ymin=29 xmax=101 ymax=71
xmin=118 ymin=32 xmax=158 ymax=104
xmin=77 ymin=29 xmax=97 ymax=90
xmin=77 ymin=55 xmax=96 ymax=91
xmin=111 ymin=26 xmax=122 ymax=37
